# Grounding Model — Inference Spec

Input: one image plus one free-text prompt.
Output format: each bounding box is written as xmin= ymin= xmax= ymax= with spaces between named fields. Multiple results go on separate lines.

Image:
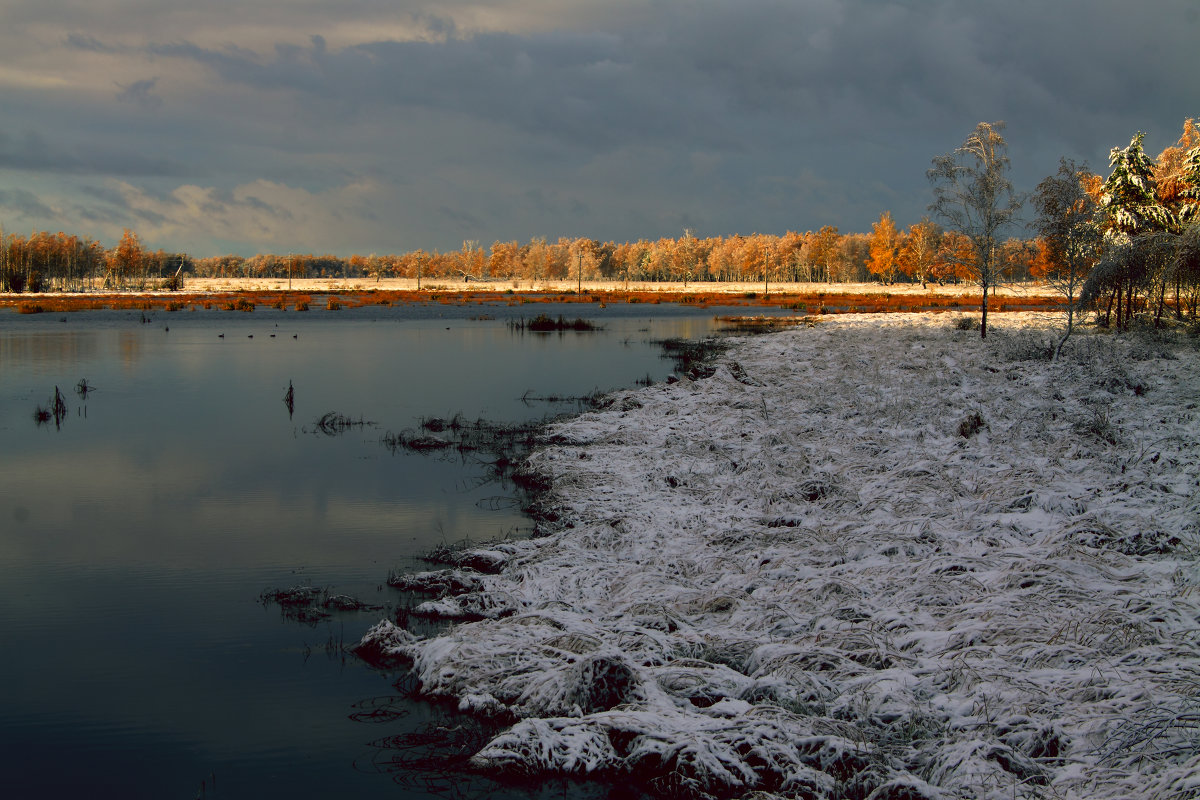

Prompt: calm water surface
xmin=0 ymin=301 xmax=732 ymax=800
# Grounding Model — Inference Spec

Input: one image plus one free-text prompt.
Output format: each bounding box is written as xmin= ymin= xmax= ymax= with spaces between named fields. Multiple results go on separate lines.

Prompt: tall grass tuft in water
xmin=34 ymin=386 xmax=69 ymax=428
xmin=508 ymin=314 xmax=602 ymax=332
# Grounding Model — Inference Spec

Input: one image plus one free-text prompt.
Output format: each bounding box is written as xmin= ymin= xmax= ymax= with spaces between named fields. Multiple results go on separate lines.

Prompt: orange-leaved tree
xmin=866 ymin=211 xmax=902 ymax=284
xmin=898 ymin=217 xmax=942 ymax=287
xmin=933 ymin=231 xmax=974 ymax=284
xmin=1153 ymin=118 xmax=1200 ymax=228
xmin=108 ymin=228 xmax=145 ymax=289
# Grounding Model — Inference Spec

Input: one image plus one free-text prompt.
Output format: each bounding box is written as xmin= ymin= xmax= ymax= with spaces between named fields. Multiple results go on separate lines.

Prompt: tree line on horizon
xmin=2 ymin=120 xmax=1198 ymax=326
xmin=0 ymin=222 xmax=1041 ymax=292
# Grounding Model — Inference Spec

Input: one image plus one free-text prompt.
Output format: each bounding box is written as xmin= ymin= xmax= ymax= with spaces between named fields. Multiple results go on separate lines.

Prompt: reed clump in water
xmin=508 ymin=314 xmax=602 ymax=332
xmin=259 ymin=585 xmax=382 ymax=626
xmin=519 ymin=388 xmax=607 ymax=407
xmin=382 ymin=415 xmax=544 ymax=461
xmin=382 ymin=414 xmax=560 ymax=521
xmin=33 ymin=386 xmax=69 ymax=428
xmin=312 ymin=411 xmax=373 ymax=436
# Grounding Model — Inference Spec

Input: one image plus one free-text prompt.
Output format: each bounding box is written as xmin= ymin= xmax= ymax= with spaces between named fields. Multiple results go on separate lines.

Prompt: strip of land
xmin=360 ymin=312 xmax=1200 ymax=800
xmin=0 ymin=278 xmax=1061 ymax=315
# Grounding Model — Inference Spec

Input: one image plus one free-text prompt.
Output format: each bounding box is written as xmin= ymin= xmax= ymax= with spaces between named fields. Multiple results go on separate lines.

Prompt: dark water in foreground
xmin=0 ymin=301 xmax=732 ymax=800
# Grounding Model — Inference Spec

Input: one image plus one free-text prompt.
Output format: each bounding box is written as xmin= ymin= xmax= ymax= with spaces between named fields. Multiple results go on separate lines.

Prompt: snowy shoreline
xmin=360 ymin=312 xmax=1200 ymax=800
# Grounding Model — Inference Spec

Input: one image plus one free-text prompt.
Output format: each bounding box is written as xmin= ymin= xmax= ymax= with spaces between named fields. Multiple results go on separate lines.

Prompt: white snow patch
xmin=364 ymin=313 xmax=1200 ymax=799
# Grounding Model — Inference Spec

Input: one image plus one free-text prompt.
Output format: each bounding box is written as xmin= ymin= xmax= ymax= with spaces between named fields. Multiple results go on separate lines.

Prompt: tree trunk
xmin=1108 ymin=280 xmax=1118 ymax=331
xmin=1155 ymin=278 xmax=1167 ymax=327
xmin=1054 ymin=301 xmax=1074 ymax=361
xmin=980 ymin=282 xmax=989 ymax=339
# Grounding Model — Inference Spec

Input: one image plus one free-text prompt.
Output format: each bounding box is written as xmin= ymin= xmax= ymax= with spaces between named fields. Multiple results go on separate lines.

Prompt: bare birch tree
xmin=1033 ymin=158 xmax=1102 ymax=358
xmin=928 ymin=121 xmax=1023 ymax=338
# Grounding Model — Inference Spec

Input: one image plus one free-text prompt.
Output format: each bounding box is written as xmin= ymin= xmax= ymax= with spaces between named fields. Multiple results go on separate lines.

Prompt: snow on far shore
xmin=360 ymin=312 xmax=1200 ymax=800
xmin=18 ymin=276 xmax=1053 ymax=298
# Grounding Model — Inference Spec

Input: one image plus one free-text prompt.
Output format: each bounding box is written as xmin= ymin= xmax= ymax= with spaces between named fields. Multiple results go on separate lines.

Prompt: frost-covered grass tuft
xmin=956 ymin=410 xmax=986 ymax=438
xmin=362 ymin=313 xmax=1200 ymax=799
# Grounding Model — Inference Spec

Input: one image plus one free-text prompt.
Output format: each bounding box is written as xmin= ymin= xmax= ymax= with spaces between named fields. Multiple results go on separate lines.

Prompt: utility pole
xmin=577 ymin=250 xmax=583 ymax=294
xmin=764 ymin=252 xmax=770 ymax=298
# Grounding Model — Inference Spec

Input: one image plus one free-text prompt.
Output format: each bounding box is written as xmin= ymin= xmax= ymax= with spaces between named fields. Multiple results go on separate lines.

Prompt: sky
xmin=0 ymin=0 xmax=1196 ymax=258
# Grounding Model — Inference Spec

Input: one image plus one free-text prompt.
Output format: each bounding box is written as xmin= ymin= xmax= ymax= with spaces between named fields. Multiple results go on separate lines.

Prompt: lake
xmin=0 ymin=300 xmax=737 ymax=800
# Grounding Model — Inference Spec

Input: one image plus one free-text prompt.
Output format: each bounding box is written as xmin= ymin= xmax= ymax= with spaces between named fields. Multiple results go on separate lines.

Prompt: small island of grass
xmin=508 ymin=313 xmax=603 ymax=332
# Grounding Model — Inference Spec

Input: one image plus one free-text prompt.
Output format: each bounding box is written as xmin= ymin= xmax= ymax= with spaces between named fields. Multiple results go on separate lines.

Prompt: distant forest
xmin=0 ymin=223 xmax=1037 ymax=291
xmin=2 ymin=120 xmax=1197 ymax=319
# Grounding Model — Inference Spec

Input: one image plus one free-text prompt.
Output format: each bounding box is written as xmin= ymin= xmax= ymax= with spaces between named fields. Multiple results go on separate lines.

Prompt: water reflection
xmin=0 ymin=329 xmax=99 ymax=371
xmin=0 ymin=303 xmax=723 ymax=799
xmin=118 ymin=328 xmax=145 ymax=370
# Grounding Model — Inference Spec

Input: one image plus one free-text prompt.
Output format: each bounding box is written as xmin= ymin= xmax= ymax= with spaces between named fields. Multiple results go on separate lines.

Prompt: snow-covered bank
xmin=361 ymin=313 xmax=1200 ymax=799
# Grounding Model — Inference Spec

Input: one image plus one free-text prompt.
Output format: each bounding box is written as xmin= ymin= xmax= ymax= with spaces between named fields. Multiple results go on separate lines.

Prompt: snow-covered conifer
xmin=1100 ymin=132 xmax=1174 ymax=240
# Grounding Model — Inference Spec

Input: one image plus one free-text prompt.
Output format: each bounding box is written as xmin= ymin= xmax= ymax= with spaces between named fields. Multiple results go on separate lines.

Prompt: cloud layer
xmin=1 ymin=0 xmax=1196 ymax=255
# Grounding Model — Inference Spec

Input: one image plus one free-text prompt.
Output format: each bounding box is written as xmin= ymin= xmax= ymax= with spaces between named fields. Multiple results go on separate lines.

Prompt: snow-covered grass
xmin=360 ymin=312 xmax=1200 ymax=800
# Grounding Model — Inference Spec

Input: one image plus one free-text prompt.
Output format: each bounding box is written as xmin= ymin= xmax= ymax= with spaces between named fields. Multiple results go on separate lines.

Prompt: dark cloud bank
xmin=3 ymin=0 xmax=1197 ymax=255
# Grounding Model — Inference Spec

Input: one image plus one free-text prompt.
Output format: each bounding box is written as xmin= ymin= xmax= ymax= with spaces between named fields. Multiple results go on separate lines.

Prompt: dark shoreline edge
xmin=351 ymin=334 xmax=738 ymax=795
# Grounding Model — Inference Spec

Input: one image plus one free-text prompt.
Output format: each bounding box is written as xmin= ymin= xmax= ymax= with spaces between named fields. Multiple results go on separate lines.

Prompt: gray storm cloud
xmin=0 ymin=0 xmax=1195 ymax=255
